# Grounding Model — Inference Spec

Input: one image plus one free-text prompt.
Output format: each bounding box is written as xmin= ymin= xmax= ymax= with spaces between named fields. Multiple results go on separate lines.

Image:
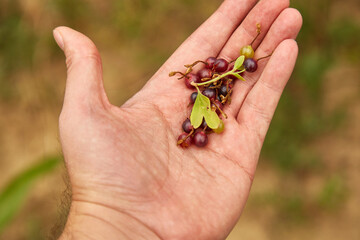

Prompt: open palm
xmin=55 ymin=0 xmax=302 ymax=239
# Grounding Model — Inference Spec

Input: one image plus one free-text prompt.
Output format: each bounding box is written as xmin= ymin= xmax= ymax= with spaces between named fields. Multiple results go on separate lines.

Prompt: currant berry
xmin=219 ymin=85 xmax=228 ymax=96
xmin=213 ymin=120 xmax=225 ymax=134
xmin=182 ymin=118 xmax=193 ymax=133
xmin=240 ymin=45 xmax=255 ymax=59
xmin=197 ymin=68 xmax=212 ymax=80
xmin=193 ymin=131 xmax=208 ymax=147
xmin=244 ymin=58 xmax=258 ymax=72
xmin=205 ymin=57 xmax=217 ymax=69
xmin=202 ymin=88 xmax=216 ymax=101
xmin=214 ymin=58 xmax=229 ymax=72
xmin=178 ymin=133 xmax=192 ymax=148
xmin=184 ymin=73 xmax=199 ymax=88
xmin=190 ymin=92 xmax=198 ymax=104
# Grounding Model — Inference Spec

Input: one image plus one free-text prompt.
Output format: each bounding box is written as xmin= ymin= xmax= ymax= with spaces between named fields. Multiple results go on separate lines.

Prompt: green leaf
xmin=233 ymin=55 xmax=245 ymax=70
xmin=190 ymin=92 xmax=208 ymax=128
xmin=0 ymin=156 xmax=61 ymax=234
xmin=233 ymin=73 xmax=246 ymax=81
xmin=190 ymin=92 xmax=221 ymax=130
xmin=203 ymin=107 xmax=221 ymax=129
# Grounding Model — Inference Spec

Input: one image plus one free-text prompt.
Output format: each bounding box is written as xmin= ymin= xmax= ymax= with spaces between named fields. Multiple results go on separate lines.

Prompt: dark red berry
xmin=197 ymin=68 xmax=212 ymax=80
xmin=202 ymin=88 xmax=216 ymax=101
xmin=214 ymin=58 xmax=229 ymax=72
xmin=193 ymin=131 xmax=208 ymax=147
xmin=205 ymin=57 xmax=217 ymax=69
xmin=185 ymin=78 xmax=194 ymax=89
xmin=190 ymin=92 xmax=198 ymax=104
xmin=244 ymin=58 xmax=258 ymax=72
xmin=219 ymin=85 xmax=228 ymax=96
xmin=178 ymin=133 xmax=192 ymax=148
xmin=184 ymin=73 xmax=199 ymax=88
xmin=182 ymin=118 xmax=193 ymax=133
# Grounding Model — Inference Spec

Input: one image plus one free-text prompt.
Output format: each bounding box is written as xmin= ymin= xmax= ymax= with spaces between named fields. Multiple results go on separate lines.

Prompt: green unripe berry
xmin=240 ymin=45 xmax=254 ymax=59
xmin=214 ymin=120 xmax=225 ymax=134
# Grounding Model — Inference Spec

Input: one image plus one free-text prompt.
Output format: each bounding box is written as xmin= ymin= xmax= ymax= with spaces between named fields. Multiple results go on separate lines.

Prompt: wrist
xmin=59 ymin=200 xmax=161 ymax=240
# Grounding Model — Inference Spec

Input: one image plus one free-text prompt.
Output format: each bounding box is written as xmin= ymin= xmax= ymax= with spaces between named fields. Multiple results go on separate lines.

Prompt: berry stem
xmin=220 ymin=88 xmax=233 ymax=104
xmin=194 ymin=84 xmax=201 ymax=93
xmin=250 ymin=23 xmax=261 ymax=46
xmin=257 ymin=52 xmax=273 ymax=62
xmin=184 ymin=60 xmax=207 ymax=68
xmin=193 ymin=69 xmax=245 ymax=87
xmin=213 ymin=103 xmax=228 ymax=119
xmin=177 ymin=128 xmax=194 ymax=145
xmin=169 ymin=71 xmax=187 ymax=79
xmin=229 ymin=59 xmax=236 ymax=64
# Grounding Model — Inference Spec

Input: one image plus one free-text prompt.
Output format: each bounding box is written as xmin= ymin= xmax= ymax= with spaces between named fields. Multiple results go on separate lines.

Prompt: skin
xmin=53 ymin=0 xmax=302 ymax=239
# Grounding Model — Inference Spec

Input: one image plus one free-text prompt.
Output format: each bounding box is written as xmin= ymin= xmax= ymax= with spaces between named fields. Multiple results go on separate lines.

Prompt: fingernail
xmin=53 ymin=29 xmax=64 ymax=50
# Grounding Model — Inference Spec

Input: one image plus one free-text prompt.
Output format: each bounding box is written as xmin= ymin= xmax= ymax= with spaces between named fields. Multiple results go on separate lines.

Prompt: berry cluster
xmin=170 ymin=24 xmax=268 ymax=148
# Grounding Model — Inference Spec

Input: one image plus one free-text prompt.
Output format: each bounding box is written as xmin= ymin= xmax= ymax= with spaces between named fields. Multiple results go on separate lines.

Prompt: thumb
xmin=53 ymin=26 xmax=110 ymax=112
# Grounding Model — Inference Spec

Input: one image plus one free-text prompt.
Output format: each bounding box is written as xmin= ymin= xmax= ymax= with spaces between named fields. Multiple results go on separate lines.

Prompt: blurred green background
xmin=0 ymin=0 xmax=359 ymax=239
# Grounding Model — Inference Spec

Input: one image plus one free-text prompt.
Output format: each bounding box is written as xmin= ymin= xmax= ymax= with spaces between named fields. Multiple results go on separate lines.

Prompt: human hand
xmin=53 ymin=0 xmax=302 ymax=239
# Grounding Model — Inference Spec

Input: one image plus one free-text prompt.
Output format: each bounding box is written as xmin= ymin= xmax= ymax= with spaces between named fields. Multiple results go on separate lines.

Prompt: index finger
xmin=124 ymin=0 xmax=257 ymax=107
xmin=148 ymin=0 xmax=258 ymax=84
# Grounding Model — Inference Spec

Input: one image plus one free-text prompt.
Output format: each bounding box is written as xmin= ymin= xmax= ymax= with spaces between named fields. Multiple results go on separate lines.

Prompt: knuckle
xmin=260 ymin=79 xmax=282 ymax=94
xmin=65 ymin=44 xmax=102 ymax=69
xmin=246 ymin=100 xmax=272 ymax=125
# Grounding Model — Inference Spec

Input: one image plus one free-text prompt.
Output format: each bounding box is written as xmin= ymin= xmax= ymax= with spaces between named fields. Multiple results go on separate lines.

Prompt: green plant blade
xmin=190 ymin=91 xmax=221 ymax=130
xmin=233 ymin=73 xmax=246 ymax=81
xmin=190 ymin=92 xmax=209 ymax=128
xmin=203 ymin=108 xmax=221 ymax=129
xmin=0 ymin=156 xmax=61 ymax=234
xmin=233 ymin=55 xmax=245 ymax=70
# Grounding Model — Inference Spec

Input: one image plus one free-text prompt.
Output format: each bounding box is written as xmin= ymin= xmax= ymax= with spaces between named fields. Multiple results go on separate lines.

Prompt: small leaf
xmin=203 ymin=108 xmax=221 ymax=129
xmin=234 ymin=55 xmax=245 ymax=70
xmin=233 ymin=73 xmax=246 ymax=81
xmin=190 ymin=92 xmax=221 ymax=130
xmin=238 ymin=65 xmax=245 ymax=71
xmin=0 ymin=156 xmax=61 ymax=234
xmin=190 ymin=92 xmax=209 ymax=128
